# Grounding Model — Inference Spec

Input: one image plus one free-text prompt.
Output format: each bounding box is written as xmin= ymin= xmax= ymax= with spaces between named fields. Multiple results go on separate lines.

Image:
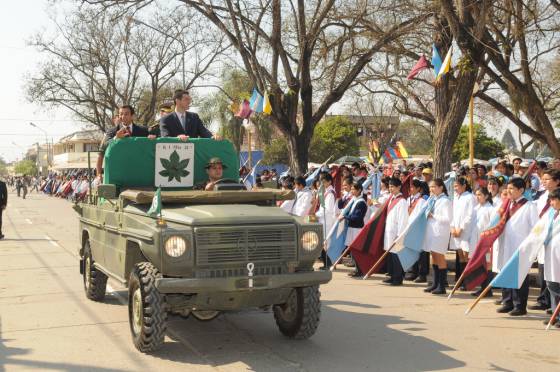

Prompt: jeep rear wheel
xmin=273 ymin=286 xmax=321 ymax=339
xmin=128 ymin=262 xmax=167 ymax=353
xmin=83 ymin=242 xmax=107 ymax=301
xmin=192 ymin=310 xmax=220 ymax=321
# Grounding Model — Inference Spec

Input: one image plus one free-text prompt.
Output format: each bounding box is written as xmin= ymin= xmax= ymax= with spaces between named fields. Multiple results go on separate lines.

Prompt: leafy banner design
xmin=159 ymin=150 xmax=190 ymax=182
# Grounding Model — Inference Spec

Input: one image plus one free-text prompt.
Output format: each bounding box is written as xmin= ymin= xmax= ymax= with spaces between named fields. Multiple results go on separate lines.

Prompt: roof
xmin=58 ymin=130 xmax=104 ymax=144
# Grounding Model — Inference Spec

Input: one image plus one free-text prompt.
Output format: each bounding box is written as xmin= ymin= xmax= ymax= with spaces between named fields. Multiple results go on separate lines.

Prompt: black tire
xmin=83 ymin=242 xmax=107 ymax=301
xmin=273 ymin=286 xmax=321 ymax=339
xmin=128 ymin=262 xmax=167 ymax=353
xmin=191 ymin=310 xmax=220 ymax=321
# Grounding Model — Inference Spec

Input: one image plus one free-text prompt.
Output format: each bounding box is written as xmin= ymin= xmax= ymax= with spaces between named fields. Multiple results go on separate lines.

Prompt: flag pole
xmin=468 ymin=94 xmax=474 ymax=168
xmin=447 ymin=270 xmax=467 ymax=301
xmin=545 ymin=301 xmax=560 ymax=331
xmin=362 ymin=249 xmax=392 ymax=280
xmin=464 ymin=285 xmax=492 ymax=315
xmin=330 ymin=247 xmax=350 ymax=271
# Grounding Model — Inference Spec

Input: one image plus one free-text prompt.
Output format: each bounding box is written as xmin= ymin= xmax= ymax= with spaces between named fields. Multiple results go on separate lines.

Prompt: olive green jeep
xmin=75 ymin=138 xmax=331 ymax=353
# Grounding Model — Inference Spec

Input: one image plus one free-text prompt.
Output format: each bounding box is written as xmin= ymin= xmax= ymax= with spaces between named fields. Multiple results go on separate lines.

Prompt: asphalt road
xmin=1 ymin=190 xmax=559 ymax=372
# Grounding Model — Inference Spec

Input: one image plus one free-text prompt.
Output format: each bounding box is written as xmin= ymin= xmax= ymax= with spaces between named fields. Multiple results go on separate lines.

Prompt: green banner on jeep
xmin=103 ymin=137 xmax=239 ymax=190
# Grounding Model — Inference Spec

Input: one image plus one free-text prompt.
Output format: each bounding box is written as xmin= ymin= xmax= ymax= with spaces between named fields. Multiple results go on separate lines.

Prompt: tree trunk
xmin=286 ymin=131 xmax=311 ymax=176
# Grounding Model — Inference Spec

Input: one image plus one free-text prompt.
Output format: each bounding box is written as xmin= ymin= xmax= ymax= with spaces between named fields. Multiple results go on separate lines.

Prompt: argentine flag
xmin=326 ymin=219 xmax=349 ymax=264
xmin=393 ymin=196 xmax=435 ymax=271
xmin=490 ymin=209 xmax=553 ymax=289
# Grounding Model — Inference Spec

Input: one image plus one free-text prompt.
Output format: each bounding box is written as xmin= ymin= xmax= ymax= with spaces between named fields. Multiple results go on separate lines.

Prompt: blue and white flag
xmin=243 ymin=159 xmax=261 ymax=189
xmin=490 ymin=209 xmax=552 ymax=289
xmin=326 ymin=219 xmax=349 ymax=264
xmin=393 ymin=196 xmax=435 ymax=271
xmin=444 ymin=171 xmax=456 ymax=201
xmin=305 ymin=166 xmax=322 ymax=187
xmin=249 ymin=88 xmax=264 ymax=113
xmin=362 ymin=171 xmax=382 ymax=200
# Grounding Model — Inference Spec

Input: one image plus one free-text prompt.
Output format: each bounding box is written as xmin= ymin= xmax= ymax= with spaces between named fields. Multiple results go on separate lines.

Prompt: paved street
xmin=0 ymin=191 xmax=558 ymax=372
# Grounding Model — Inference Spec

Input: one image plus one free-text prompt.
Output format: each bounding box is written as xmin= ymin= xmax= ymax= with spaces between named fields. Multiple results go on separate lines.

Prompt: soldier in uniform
xmin=197 ymin=157 xmax=227 ymax=191
xmin=148 ymin=102 xmax=173 ymax=137
xmin=0 ymin=177 xmax=7 ymax=239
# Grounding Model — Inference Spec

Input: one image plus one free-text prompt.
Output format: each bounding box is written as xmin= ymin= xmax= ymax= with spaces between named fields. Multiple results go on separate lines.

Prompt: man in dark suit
xmin=0 ymin=178 xmax=7 ymax=239
xmin=160 ymin=89 xmax=221 ymax=141
xmin=96 ymin=105 xmax=155 ymax=178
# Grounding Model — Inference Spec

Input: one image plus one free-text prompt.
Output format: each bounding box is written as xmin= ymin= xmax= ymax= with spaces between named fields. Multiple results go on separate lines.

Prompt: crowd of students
xmin=275 ymin=158 xmax=560 ymax=326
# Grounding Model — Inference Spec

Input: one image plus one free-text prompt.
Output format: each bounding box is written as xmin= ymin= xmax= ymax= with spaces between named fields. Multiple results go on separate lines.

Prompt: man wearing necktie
xmin=96 ymin=105 xmax=153 ymax=178
xmin=160 ymin=89 xmax=222 ymax=141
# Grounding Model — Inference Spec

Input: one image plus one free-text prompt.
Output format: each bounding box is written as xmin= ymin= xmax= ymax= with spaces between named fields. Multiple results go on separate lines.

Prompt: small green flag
xmin=318 ymin=183 xmax=325 ymax=209
xmin=148 ymin=187 xmax=162 ymax=217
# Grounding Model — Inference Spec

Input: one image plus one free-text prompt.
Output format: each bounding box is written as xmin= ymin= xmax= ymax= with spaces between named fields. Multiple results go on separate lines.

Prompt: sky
xmin=0 ymin=0 xmax=87 ymax=163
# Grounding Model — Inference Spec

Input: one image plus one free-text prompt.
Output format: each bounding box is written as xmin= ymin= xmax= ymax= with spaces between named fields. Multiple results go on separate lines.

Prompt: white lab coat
xmin=317 ymin=185 xmax=336 ymax=239
xmin=408 ymin=193 xmax=427 ymax=221
xmin=536 ymin=191 xmax=550 ymax=264
xmin=383 ymin=194 xmax=408 ymax=251
xmin=422 ymin=195 xmax=452 ymax=254
xmin=495 ymin=199 xmax=538 ymax=271
xmin=470 ymin=202 xmax=494 ymax=252
xmin=544 ymin=212 xmax=560 ymax=282
xmin=290 ymin=188 xmax=313 ymax=217
xmin=450 ymin=191 xmax=477 ymax=252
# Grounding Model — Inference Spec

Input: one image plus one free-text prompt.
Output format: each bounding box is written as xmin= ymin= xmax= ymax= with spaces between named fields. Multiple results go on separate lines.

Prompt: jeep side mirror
xmin=97 ymin=184 xmax=117 ymax=199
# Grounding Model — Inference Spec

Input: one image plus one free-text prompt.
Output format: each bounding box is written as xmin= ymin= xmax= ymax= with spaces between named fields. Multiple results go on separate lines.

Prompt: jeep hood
xmin=125 ymin=204 xmax=295 ymax=225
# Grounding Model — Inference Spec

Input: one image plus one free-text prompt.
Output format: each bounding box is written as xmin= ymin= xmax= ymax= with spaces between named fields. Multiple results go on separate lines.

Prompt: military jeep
xmin=75 ymin=138 xmax=331 ymax=353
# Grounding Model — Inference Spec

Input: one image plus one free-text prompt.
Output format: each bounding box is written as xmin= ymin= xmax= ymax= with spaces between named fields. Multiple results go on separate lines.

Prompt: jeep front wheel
xmin=273 ymin=286 xmax=321 ymax=339
xmin=83 ymin=242 xmax=107 ymax=301
xmin=128 ymin=262 xmax=167 ymax=353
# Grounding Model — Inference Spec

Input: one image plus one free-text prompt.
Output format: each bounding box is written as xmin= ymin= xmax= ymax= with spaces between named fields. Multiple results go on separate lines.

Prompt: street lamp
xmin=128 ymin=16 xmax=186 ymax=88
xmin=29 ymin=122 xmax=51 ymax=170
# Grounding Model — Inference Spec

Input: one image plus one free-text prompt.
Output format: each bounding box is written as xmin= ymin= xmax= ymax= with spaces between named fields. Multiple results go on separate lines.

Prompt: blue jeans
xmin=547 ymin=281 xmax=560 ymax=321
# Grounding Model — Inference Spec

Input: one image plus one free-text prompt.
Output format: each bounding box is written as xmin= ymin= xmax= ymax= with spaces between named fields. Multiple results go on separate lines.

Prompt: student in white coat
xmin=382 ymin=177 xmax=409 ymax=286
xmin=529 ymin=169 xmax=560 ymax=311
xmin=470 ymin=187 xmax=496 ymax=297
xmin=316 ymin=172 xmax=337 ymax=268
xmin=289 ymin=176 xmax=313 ymax=217
xmin=496 ymin=178 xmax=539 ymax=316
xmin=423 ymin=179 xmax=453 ymax=295
xmin=450 ymin=177 xmax=477 ymax=283
xmin=544 ymin=188 xmax=560 ymax=327
xmin=404 ymin=179 xmax=430 ymax=283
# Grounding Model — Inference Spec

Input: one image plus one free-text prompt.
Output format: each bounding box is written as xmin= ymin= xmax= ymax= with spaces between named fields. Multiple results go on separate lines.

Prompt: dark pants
xmin=536 ymin=264 xmax=551 ymax=308
xmin=320 ymin=250 xmax=332 ymax=268
xmin=407 ymin=252 xmax=430 ymax=277
xmin=503 ymin=277 xmax=530 ymax=310
xmin=547 ymin=281 xmax=560 ymax=321
xmin=0 ymin=207 xmax=3 ymax=235
xmin=389 ymin=253 xmax=404 ymax=284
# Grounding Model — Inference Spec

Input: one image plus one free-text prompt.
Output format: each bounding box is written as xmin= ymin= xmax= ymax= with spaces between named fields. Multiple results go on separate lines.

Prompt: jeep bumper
xmin=155 ymin=270 xmax=332 ymax=294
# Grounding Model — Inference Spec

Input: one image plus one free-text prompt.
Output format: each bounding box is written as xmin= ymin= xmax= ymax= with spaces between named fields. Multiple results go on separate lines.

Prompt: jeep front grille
xmin=194 ymin=224 xmax=297 ymax=266
xmin=195 ymin=265 xmax=287 ymax=279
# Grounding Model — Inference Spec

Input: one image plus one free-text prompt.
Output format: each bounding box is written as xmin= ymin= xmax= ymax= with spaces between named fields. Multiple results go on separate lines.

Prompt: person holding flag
xmin=404 ymin=179 xmax=430 ymax=283
xmin=337 ymin=183 xmax=368 ymax=268
xmin=450 ymin=177 xmax=477 ymax=285
xmin=382 ymin=178 xmax=409 ymax=286
xmin=316 ymin=173 xmax=337 ymax=268
xmin=544 ymin=188 xmax=560 ymax=327
xmin=495 ymin=178 xmax=538 ymax=316
xmin=423 ymin=179 xmax=453 ymax=295
xmin=529 ymin=169 xmax=560 ymax=311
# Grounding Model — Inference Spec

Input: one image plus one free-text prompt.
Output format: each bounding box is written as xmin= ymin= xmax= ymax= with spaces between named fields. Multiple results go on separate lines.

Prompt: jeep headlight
xmin=301 ymin=231 xmax=319 ymax=252
xmin=164 ymin=236 xmax=188 ymax=257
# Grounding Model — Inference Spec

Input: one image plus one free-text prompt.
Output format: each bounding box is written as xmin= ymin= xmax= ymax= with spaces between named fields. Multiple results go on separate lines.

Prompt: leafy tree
xmin=0 ymin=157 xmax=7 ymax=177
xmin=309 ymin=116 xmax=359 ymax=163
xmin=396 ymin=120 xmax=433 ymax=155
xmin=14 ymin=160 xmax=37 ymax=176
xmin=452 ymin=124 xmax=504 ymax=162
xmin=262 ymin=138 xmax=289 ymax=166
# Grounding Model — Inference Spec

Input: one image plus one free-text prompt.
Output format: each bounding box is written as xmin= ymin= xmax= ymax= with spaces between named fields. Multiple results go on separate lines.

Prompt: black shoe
xmin=404 ymin=273 xmax=418 ymax=281
xmin=414 ymin=275 xmax=427 ymax=283
xmin=497 ymin=305 xmax=514 ymax=313
xmin=431 ymin=287 xmax=446 ymax=295
xmin=508 ymin=308 xmax=527 ymax=316
xmin=528 ymin=303 xmax=547 ymax=311
xmin=382 ymin=277 xmax=393 ymax=283
xmin=389 ymin=281 xmax=403 ymax=286
xmin=0 ymin=234 xmax=4 ymax=240
xmin=471 ymin=289 xmax=482 ymax=297
xmin=348 ymin=271 xmax=362 ymax=277
xmin=424 ymin=266 xmax=439 ymax=292
xmin=431 ymin=268 xmax=447 ymax=295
